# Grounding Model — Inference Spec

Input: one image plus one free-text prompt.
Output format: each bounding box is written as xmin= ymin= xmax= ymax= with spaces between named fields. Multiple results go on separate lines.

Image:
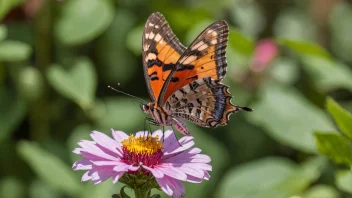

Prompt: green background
xmin=1 ymin=0 xmax=352 ymax=197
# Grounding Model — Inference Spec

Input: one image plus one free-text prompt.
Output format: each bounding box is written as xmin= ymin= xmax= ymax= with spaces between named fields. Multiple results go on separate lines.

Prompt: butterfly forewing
xmin=142 ymin=12 xmax=186 ymax=102
xmin=158 ymin=20 xmax=229 ymax=105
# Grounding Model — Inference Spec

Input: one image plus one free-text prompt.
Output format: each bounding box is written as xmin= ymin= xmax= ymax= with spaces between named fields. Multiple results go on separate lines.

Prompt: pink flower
xmin=250 ymin=39 xmax=279 ymax=72
xmin=72 ymin=130 xmax=211 ymax=198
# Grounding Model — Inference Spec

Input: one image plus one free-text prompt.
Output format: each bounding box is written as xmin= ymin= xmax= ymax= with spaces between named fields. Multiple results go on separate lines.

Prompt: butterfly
xmin=140 ymin=12 xmax=252 ymax=136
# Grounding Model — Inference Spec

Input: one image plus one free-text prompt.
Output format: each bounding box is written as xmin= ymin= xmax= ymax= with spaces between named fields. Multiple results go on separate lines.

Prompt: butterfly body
xmin=141 ymin=12 xmax=252 ymax=135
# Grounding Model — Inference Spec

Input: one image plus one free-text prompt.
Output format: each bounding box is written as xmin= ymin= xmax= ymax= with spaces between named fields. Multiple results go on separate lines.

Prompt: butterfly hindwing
xmin=165 ymin=77 xmax=242 ymax=128
xmin=142 ymin=12 xmax=186 ymax=101
xmin=159 ymin=20 xmax=229 ymax=105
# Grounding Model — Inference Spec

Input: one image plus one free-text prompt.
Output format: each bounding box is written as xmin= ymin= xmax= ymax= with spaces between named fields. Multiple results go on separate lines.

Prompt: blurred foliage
xmin=1 ymin=0 xmax=352 ymax=198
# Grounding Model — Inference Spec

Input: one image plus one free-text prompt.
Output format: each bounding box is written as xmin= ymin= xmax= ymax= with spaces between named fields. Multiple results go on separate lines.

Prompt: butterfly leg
xmin=170 ymin=124 xmax=182 ymax=147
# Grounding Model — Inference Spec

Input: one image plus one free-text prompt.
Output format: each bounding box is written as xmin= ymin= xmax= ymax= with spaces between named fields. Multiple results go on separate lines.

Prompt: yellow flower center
xmin=121 ymin=135 xmax=163 ymax=155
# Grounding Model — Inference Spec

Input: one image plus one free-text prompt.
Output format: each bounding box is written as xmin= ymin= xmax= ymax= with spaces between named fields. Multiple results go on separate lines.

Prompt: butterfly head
xmin=140 ymin=103 xmax=154 ymax=114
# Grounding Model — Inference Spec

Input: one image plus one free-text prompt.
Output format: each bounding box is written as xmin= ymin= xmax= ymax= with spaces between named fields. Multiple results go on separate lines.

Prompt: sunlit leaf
xmin=278 ymin=39 xmax=331 ymax=60
xmin=46 ymin=57 xmax=97 ymax=110
xmin=246 ymin=85 xmax=335 ymax=153
xmin=55 ymin=0 xmax=114 ymax=45
xmin=17 ymin=141 xmax=82 ymax=196
xmin=301 ymin=56 xmax=352 ymax=93
xmin=0 ymin=40 xmax=32 ymax=61
xmin=218 ymin=157 xmax=322 ymax=198
xmin=0 ymin=177 xmax=25 ymax=198
xmin=302 ymin=185 xmax=340 ymax=198
xmin=0 ymin=25 xmax=7 ymax=41
xmin=315 ymin=132 xmax=352 ymax=165
xmin=336 ymin=169 xmax=352 ymax=194
xmin=0 ymin=0 xmax=24 ymax=20
xmin=326 ymin=97 xmax=352 ymax=140
xmin=0 ymin=88 xmax=26 ymax=143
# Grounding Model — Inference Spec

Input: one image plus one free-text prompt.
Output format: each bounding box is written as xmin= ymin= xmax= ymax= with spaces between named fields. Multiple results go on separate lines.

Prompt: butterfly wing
xmin=142 ymin=12 xmax=186 ymax=101
xmin=158 ymin=20 xmax=229 ymax=105
xmin=165 ymin=77 xmax=252 ymax=128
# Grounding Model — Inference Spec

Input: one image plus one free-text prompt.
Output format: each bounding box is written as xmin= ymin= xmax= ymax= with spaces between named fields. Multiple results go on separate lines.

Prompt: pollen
xmin=122 ymin=135 xmax=163 ymax=155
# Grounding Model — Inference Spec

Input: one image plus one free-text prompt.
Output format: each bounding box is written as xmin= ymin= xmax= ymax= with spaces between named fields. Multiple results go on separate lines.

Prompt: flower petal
xmin=142 ymin=165 xmax=164 ymax=178
xmin=90 ymin=167 xmax=115 ymax=184
xmin=78 ymin=140 xmax=119 ymax=161
xmin=92 ymin=161 xmax=124 ymax=166
xmin=152 ymin=130 xmax=163 ymax=140
xmin=128 ymin=165 xmax=140 ymax=171
xmin=155 ymin=165 xmax=187 ymax=181
xmin=90 ymin=131 xmax=122 ymax=156
xmin=73 ymin=159 xmax=92 ymax=170
xmin=113 ymin=163 xmax=130 ymax=172
xmin=111 ymin=130 xmax=128 ymax=142
xmin=82 ymin=171 xmax=92 ymax=182
xmin=156 ymin=175 xmax=185 ymax=198
xmin=113 ymin=171 xmax=125 ymax=183
xmin=135 ymin=131 xmax=147 ymax=137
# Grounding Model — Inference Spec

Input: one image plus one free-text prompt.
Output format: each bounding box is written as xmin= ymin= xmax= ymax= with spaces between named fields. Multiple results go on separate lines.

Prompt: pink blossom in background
xmin=250 ymin=39 xmax=279 ymax=72
xmin=72 ymin=130 xmax=211 ymax=198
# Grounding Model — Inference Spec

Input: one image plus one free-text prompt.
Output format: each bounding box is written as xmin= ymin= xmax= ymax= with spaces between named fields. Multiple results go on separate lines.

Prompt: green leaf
xmin=246 ymin=85 xmax=335 ymax=153
xmin=0 ymin=40 xmax=32 ymax=61
xmin=0 ymin=177 xmax=25 ymax=198
xmin=47 ymin=57 xmax=97 ymax=110
xmin=270 ymin=57 xmax=299 ymax=85
xmin=67 ymin=124 xmax=93 ymax=163
xmin=327 ymin=97 xmax=352 ymax=140
xmin=55 ymin=0 xmax=114 ymax=45
xmin=95 ymin=98 xmax=146 ymax=131
xmin=315 ymin=132 xmax=352 ymax=165
xmin=29 ymin=180 xmax=59 ymax=198
xmin=0 ymin=25 xmax=7 ymax=41
xmin=278 ymin=39 xmax=331 ymax=60
xmin=330 ymin=2 xmax=352 ymax=63
xmin=17 ymin=141 xmax=82 ymax=196
xmin=336 ymin=169 xmax=352 ymax=194
xmin=17 ymin=67 xmax=44 ymax=102
xmin=301 ymin=56 xmax=352 ymax=93
xmin=228 ymin=28 xmax=255 ymax=56
xmin=95 ymin=10 xmax=137 ymax=84
xmin=126 ymin=25 xmax=143 ymax=56
xmin=120 ymin=186 xmax=131 ymax=198
xmin=218 ymin=157 xmax=322 ymax=198
xmin=0 ymin=0 xmax=24 ymax=20
xmin=184 ymin=125 xmax=230 ymax=198
xmin=0 ymin=88 xmax=26 ymax=143
xmin=80 ymin=181 xmax=123 ymax=198
xmin=302 ymin=185 xmax=340 ymax=198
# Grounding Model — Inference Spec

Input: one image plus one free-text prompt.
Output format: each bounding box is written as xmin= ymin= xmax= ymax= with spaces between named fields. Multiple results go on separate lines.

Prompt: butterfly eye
xmin=140 ymin=104 xmax=149 ymax=113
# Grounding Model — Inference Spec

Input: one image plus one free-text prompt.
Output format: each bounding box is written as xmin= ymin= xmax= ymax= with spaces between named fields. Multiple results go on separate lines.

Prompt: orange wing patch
xmin=160 ymin=21 xmax=229 ymax=104
xmin=142 ymin=13 xmax=185 ymax=102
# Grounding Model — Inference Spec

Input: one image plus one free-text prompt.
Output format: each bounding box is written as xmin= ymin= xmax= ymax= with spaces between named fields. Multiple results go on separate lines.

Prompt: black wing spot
xmin=186 ymin=75 xmax=198 ymax=80
xmin=177 ymin=64 xmax=195 ymax=71
xmin=151 ymin=76 xmax=159 ymax=81
xmin=171 ymin=77 xmax=179 ymax=82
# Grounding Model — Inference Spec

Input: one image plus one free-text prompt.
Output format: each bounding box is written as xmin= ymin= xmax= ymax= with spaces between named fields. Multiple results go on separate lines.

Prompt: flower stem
xmin=134 ymin=189 xmax=149 ymax=198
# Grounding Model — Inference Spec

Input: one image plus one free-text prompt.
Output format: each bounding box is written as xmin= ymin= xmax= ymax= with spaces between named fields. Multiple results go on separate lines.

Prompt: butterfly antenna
xmin=108 ymin=85 xmax=147 ymax=103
